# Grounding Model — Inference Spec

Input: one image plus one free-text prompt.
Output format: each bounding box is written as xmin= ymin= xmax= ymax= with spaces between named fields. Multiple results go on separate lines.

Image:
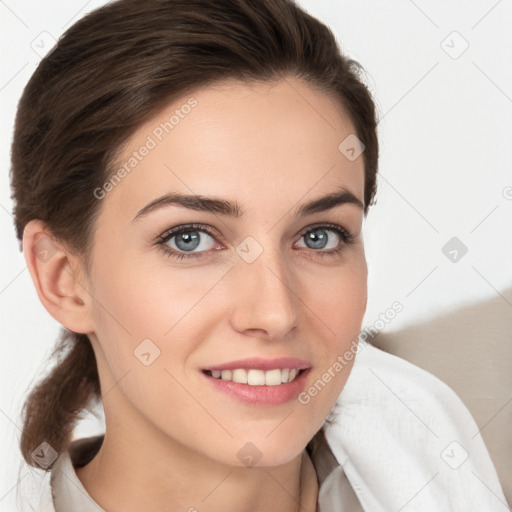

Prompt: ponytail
xmin=20 ymin=330 xmax=100 ymax=468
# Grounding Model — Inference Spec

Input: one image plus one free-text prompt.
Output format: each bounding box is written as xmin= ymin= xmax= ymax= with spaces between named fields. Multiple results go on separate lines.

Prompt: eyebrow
xmin=132 ymin=187 xmax=364 ymax=221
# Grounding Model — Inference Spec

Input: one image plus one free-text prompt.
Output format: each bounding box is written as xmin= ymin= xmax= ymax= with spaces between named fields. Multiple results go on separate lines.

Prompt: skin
xmin=24 ymin=76 xmax=368 ymax=512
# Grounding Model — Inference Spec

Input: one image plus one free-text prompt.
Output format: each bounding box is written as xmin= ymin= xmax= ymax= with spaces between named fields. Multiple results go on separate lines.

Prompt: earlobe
xmin=22 ymin=220 xmax=94 ymax=334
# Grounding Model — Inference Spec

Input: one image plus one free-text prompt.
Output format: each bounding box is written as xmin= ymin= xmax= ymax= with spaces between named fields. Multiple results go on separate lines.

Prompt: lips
xmin=200 ymin=357 xmax=312 ymax=405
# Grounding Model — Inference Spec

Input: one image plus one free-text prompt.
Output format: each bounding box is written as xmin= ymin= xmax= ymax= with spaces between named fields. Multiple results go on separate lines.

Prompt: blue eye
xmin=157 ymin=224 xmax=219 ymax=260
xmin=166 ymin=229 xmax=215 ymax=253
xmin=297 ymin=225 xmax=355 ymax=254
xmin=297 ymin=227 xmax=341 ymax=250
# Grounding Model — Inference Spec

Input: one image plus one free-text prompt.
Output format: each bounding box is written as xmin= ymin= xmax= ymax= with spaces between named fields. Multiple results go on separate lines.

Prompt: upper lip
xmin=203 ymin=357 xmax=312 ymax=372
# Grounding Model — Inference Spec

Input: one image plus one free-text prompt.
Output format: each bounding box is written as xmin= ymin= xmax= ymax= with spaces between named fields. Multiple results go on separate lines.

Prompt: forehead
xmin=102 ymin=77 xmax=364 ymax=218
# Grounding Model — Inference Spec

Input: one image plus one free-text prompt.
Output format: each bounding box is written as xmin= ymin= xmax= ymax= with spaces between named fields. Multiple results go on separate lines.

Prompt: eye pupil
xmin=175 ymin=231 xmax=200 ymax=251
xmin=305 ymin=229 xmax=328 ymax=249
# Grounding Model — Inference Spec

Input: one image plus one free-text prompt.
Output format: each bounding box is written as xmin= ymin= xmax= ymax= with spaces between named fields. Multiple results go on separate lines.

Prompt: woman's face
xmin=84 ymin=77 xmax=367 ymax=466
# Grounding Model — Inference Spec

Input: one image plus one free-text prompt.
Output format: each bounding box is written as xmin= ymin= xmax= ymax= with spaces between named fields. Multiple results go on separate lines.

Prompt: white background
xmin=1 ymin=1 xmax=511 ymax=509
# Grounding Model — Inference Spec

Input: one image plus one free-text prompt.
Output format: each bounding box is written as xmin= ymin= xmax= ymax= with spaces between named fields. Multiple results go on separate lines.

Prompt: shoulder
xmin=323 ymin=342 xmax=509 ymax=511
xmin=340 ymin=341 xmax=477 ymax=423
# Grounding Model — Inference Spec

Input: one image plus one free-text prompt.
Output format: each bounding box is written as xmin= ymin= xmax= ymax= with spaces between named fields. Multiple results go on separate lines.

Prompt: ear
xmin=22 ymin=220 xmax=94 ymax=334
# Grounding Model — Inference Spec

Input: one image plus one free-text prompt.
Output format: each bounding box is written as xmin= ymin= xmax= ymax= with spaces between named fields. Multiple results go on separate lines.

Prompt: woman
xmin=10 ymin=0 xmax=507 ymax=510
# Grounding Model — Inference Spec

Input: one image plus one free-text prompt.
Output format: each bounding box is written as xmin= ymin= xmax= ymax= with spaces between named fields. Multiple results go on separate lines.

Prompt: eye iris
xmin=305 ymin=229 xmax=328 ymax=249
xmin=175 ymin=231 xmax=200 ymax=251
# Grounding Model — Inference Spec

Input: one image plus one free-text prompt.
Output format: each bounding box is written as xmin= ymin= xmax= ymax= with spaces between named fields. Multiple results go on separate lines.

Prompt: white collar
xmin=50 ymin=443 xmax=104 ymax=511
xmin=49 ymin=426 xmax=360 ymax=511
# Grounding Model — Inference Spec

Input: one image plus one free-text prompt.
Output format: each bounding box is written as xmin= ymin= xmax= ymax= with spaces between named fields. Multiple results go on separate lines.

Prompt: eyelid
xmin=155 ymin=223 xmax=223 ymax=245
xmin=295 ymin=222 xmax=354 ymax=243
xmin=156 ymin=222 xmax=351 ymax=245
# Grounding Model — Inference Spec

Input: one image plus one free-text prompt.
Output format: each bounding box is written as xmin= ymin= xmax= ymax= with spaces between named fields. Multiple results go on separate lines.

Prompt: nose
xmin=228 ymin=247 xmax=299 ymax=340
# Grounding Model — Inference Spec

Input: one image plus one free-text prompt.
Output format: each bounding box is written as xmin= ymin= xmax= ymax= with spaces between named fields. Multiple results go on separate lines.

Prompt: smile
xmin=200 ymin=367 xmax=311 ymax=405
xmin=203 ymin=368 xmax=304 ymax=386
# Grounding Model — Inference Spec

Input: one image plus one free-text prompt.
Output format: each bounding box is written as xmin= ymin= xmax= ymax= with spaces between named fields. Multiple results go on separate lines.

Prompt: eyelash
xmin=155 ymin=222 xmax=356 ymax=261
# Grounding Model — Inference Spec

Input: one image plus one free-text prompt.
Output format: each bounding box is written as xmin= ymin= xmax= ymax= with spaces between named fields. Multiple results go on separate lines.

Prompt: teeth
xmin=248 ymin=369 xmax=265 ymax=385
xmin=264 ymin=369 xmax=281 ymax=386
xmin=208 ymin=368 xmax=302 ymax=385
xmin=232 ymin=369 xmax=248 ymax=384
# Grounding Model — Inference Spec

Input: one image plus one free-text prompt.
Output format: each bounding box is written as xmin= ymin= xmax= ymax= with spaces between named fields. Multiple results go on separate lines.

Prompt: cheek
xmin=301 ymin=254 xmax=367 ymax=406
xmin=86 ymin=245 xmax=229 ymax=369
xmin=330 ymin=272 xmax=367 ymax=338
xmin=85 ymin=248 xmax=220 ymax=428
xmin=310 ymin=252 xmax=368 ymax=341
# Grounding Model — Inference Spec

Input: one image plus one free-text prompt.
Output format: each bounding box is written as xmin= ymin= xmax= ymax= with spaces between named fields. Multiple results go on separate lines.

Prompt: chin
xmin=221 ymin=433 xmax=309 ymax=469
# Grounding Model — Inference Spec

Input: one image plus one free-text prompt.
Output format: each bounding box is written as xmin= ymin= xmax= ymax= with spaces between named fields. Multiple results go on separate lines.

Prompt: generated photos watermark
xmin=93 ymin=97 xmax=198 ymax=200
xmin=298 ymin=301 xmax=403 ymax=404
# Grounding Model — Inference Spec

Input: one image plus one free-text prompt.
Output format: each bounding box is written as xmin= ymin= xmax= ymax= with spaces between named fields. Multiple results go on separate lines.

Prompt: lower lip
xmin=200 ymin=369 xmax=311 ymax=405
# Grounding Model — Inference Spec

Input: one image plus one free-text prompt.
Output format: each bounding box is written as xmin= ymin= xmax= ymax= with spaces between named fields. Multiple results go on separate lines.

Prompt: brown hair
xmin=10 ymin=0 xmax=379 ymax=467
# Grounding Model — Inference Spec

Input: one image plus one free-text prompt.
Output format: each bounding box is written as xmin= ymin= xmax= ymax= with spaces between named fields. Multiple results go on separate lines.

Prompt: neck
xmin=76 ymin=413 xmax=319 ymax=512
